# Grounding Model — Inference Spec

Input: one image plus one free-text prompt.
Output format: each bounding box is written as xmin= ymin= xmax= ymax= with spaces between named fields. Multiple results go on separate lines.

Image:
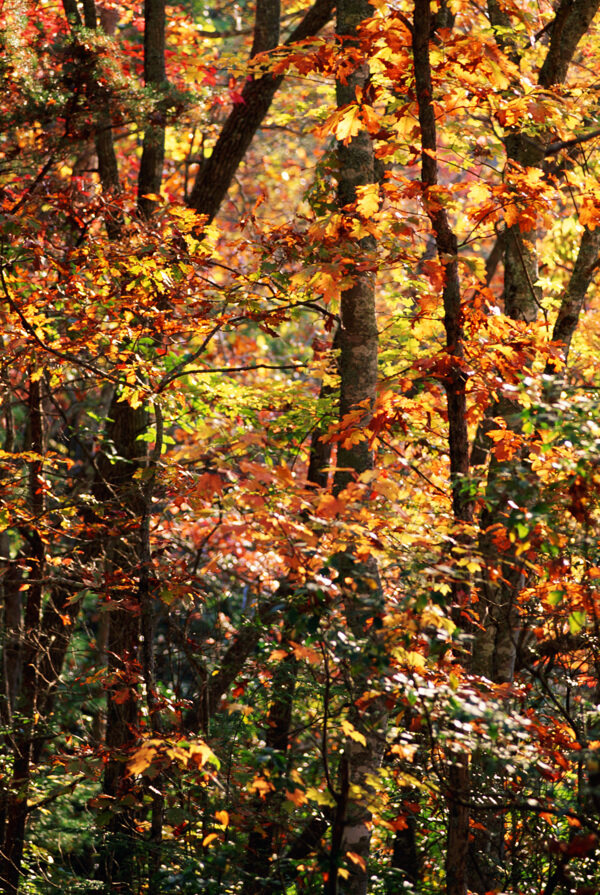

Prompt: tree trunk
xmin=326 ymin=0 xmax=385 ymax=892
xmin=138 ymin=0 xmax=166 ymax=220
xmin=466 ymin=2 xmax=600 ymax=889
xmin=0 ymin=377 xmax=46 ymax=895
xmin=188 ymin=0 xmax=334 ymax=222
xmin=412 ymin=2 xmax=472 ymax=891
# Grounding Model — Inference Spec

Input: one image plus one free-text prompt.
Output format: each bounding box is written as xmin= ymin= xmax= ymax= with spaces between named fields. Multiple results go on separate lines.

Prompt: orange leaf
xmin=285 ymin=788 xmax=308 ymax=807
xmin=346 ymin=851 xmax=366 ymax=871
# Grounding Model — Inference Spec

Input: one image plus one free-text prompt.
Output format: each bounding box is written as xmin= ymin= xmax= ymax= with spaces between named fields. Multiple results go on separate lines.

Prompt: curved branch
xmin=188 ymin=0 xmax=335 ymax=221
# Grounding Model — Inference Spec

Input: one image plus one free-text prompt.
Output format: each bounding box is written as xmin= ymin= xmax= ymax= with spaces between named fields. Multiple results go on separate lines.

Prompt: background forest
xmin=2 ymin=0 xmax=600 ymax=892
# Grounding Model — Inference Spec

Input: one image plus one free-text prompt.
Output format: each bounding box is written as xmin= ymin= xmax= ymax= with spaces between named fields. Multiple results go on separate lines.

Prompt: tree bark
xmin=412 ymin=3 xmax=472 ymax=892
xmin=0 ymin=377 xmax=46 ymax=895
xmin=188 ymin=0 xmax=334 ymax=223
xmin=325 ymin=0 xmax=386 ymax=892
xmin=466 ymin=1 xmax=600 ymax=890
xmin=138 ymin=0 xmax=167 ymax=219
xmin=241 ymin=649 xmax=298 ymax=894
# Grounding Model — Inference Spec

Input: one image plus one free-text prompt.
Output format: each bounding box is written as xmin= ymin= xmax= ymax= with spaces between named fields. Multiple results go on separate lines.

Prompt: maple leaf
xmin=355 ymin=184 xmax=380 ymax=217
xmin=318 ymin=105 xmax=363 ymax=145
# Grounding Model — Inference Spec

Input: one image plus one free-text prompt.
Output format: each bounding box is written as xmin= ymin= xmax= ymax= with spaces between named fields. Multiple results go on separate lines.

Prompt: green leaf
xmin=569 ymin=611 xmax=586 ymax=634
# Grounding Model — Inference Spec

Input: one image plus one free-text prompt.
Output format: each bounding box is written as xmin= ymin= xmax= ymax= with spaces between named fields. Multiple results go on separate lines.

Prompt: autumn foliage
xmin=2 ymin=0 xmax=600 ymax=893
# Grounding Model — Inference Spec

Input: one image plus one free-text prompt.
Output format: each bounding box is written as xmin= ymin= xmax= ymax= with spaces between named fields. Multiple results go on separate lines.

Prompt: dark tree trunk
xmin=412 ymin=2 xmax=472 ymax=891
xmin=138 ymin=0 xmax=166 ymax=219
xmin=466 ymin=1 xmax=600 ymax=890
xmin=188 ymin=0 xmax=334 ymax=223
xmin=0 ymin=377 xmax=46 ymax=895
xmin=326 ymin=0 xmax=385 ymax=892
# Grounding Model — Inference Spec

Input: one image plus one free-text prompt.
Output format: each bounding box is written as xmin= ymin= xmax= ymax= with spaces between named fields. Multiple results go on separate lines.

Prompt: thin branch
xmin=545 ymin=126 xmax=600 ymax=157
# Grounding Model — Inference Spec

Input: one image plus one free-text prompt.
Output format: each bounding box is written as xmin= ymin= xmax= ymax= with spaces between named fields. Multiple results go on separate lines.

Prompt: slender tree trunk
xmin=325 ymin=1 xmax=386 ymax=892
xmin=138 ymin=0 xmax=166 ymax=220
xmin=412 ymin=2 xmax=472 ymax=892
xmin=0 ymin=377 xmax=45 ymax=895
xmin=466 ymin=2 xmax=600 ymax=890
xmin=241 ymin=650 xmax=298 ymax=894
xmin=96 ymin=398 xmax=149 ymax=895
xmin=188 ymin=0 xmax=334 ymax=222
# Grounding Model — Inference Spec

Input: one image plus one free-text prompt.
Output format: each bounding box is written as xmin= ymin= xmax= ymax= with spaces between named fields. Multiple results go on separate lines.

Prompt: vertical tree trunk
xmin=96 ymin=398 xmax=149 ymax=895
xmin=0 ymin=376 xmax=46 ymax=895
xmin=241 ymin=650 xmax=298 ymax=894
xmin=138 ymin=0 xmax=166 ymax=220
xmin=467 ymin=2 xmax=600 ymax=889
xmin=412 ymin=2 xmax=472 ymax=892
xmin=327 ymin=1 xmax=385 ymax=892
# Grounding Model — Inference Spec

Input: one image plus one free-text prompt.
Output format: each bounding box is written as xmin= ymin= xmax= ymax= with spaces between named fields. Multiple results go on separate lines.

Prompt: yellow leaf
xmin=420 ymin=606 xmax=455 ymax=635
xmin=305 ymin=785 xmax=337 ymax=807
xmin=127 ymin=741 xmax=160 ymax=776
xmin=468 ymin=182 xmax=490 ymax=204
xmin=341 ymin=719 xmax=367 ymax=747
xmin=187 ymin=741 xmax=217 ymax=768
xmin=393 ymin=647 xmax=426 ymax=669
xmin=335 ymin=105 xmax=363 ymax=144
xmin=355 ymin=184 xmax=380 ymax=217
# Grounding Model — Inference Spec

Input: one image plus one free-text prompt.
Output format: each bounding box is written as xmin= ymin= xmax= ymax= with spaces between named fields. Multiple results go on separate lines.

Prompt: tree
xmin=2 ymin=0 xmax=600 ymax=893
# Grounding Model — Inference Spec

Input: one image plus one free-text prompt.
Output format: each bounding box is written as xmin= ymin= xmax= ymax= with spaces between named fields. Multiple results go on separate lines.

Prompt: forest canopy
xmin=2 ymin=0 xmax=600 ymax=893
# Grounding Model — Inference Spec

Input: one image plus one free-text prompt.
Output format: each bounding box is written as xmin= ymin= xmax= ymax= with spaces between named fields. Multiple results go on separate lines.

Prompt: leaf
xmin=569 ymin=611 xmax=586 ymax=634
xmin=285 ymin=788 xmax=307 ymax=807
xmin=334 ymin=105 xmax=363 ymax=144
xmin=291 ymin=642 xmax=321 ymax=665
xmin=187 ymin=741 xmax=219 ymax=768
xmin=346 ymin=851 xmax=366 ymax=871
xmin=341 ymin=719 xmax=367 ymax=747
xmin=215 ymin=810 xmax=229 ymax=827
xmin=355 ymin=184 xmax=380 ymax=217
xmin=247 ymin=775 xmax=275 ymax=799
xmin=127 ymin=742 xmax=160 ymax=777
xmin=305 ymin=786 xmax=336 ymax=807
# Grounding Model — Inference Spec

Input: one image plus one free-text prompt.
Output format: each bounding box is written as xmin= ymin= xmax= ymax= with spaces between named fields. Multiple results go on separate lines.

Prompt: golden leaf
xmin=335 ymin=105 xmax=363 ymax=144
xmin=355 ymin=184 xmax=380 ymax=218
xmin=347 ymin=851 xmax=366 ymax=871
xmin=341 ymin=719 xmax=367 ymax=747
